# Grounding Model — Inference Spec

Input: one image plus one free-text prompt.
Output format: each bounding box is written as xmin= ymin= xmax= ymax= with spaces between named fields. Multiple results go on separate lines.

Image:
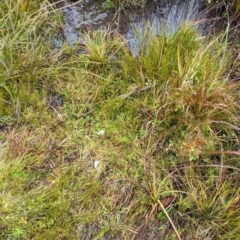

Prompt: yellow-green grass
xmin=0 ymin=0 xmax=239 ymax=239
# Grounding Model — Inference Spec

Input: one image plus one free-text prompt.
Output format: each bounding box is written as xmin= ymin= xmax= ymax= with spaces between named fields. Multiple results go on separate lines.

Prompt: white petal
xmin=96 ymin=130 xmax=105 ymax=136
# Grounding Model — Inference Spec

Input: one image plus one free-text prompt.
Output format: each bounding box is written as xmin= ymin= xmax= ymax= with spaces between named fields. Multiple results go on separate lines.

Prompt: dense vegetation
xmin=0 ymin=0 xmax=239 ymax=239
xmin=102 ymin=0 xmax=240 ymax=15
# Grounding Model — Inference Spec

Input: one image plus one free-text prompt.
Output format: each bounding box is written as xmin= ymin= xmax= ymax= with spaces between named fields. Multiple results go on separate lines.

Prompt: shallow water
xmin=56 ymin=0 xmax=207 ymax=54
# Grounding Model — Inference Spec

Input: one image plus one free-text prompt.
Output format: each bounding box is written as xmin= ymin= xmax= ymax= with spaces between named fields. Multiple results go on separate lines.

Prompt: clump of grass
xmin=176 ymin=163 xmax=240 ymax=239
xmin=83 ymin=29 xmax=125 ymax=73
xmin=0 ymin=0 xmax=61 ymax=120
xmin=117 ymin=24 xmax=239 ymax=162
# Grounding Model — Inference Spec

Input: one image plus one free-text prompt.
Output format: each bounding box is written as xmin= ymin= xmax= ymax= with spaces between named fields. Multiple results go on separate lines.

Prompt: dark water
xmin=55 ymin=0 xmax=207 ymax=54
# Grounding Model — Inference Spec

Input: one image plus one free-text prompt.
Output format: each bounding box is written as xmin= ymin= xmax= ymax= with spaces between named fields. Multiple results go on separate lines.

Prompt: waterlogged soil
xmin=55 ymin=0 xmax=209 ymax=55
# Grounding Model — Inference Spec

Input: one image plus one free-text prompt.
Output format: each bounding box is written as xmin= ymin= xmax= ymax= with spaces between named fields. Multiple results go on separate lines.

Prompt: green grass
xmin=0 ymin=0 xmax=240 ymax=239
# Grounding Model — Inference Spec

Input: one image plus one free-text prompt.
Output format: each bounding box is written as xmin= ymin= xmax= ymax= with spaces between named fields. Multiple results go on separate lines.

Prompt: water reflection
xmin=59 ymin=0 xmax=205 ymax=53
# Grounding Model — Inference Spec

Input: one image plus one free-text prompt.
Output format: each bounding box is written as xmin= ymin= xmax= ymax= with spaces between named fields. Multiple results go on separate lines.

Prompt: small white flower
xmin=96 ymin=130 xmax=105 ymax=136
xmin=94 ymin=160 xmax=102 ymax=173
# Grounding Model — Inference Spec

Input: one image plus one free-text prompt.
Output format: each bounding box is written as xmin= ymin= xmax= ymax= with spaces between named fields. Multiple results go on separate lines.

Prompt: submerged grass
xmin=0 ymin=0 xmax=239 ymax=239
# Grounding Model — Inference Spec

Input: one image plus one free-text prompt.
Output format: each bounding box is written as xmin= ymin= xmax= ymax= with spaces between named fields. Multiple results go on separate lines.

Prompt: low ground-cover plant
xmin=0 ymin=0 xmax=239 ymax=239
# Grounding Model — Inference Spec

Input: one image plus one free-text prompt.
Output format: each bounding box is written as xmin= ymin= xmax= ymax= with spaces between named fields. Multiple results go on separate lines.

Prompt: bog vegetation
xmin=0 ymin=0 xmax=239 ymax=239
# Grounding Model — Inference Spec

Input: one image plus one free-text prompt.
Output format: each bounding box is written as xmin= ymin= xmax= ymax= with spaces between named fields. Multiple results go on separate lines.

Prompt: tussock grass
xmin=0 ymin=0 xmax=62 ymax=120
xmin=0 ymin=0 xmax=239 ymax=239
